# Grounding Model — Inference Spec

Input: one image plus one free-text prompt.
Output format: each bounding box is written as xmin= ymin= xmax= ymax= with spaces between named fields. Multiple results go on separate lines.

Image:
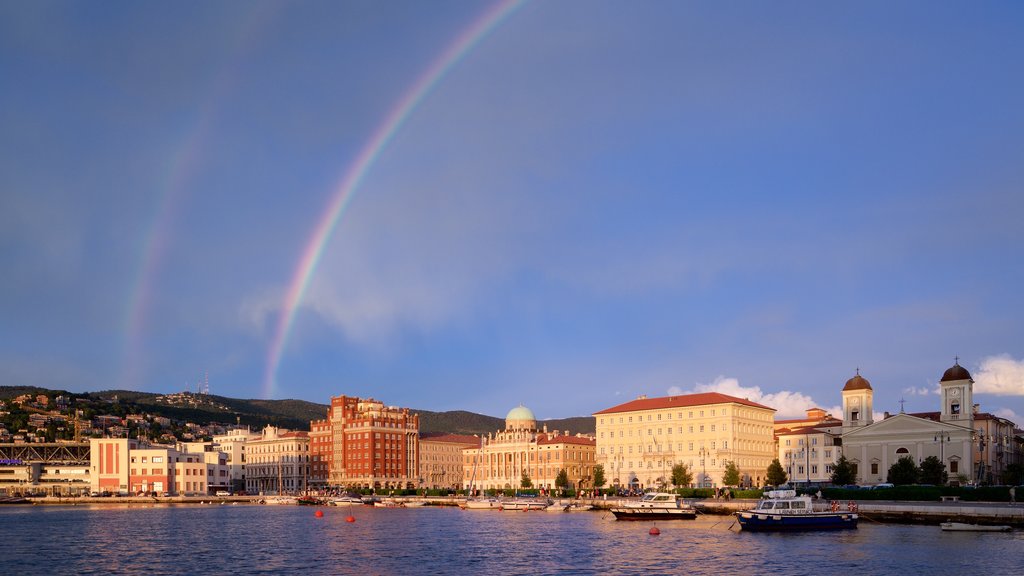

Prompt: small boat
xmin=565 ymin=502 xmax=593 ymax=512
xmin=610 ymin=492 xmax=697 ymax=521
xmin=545 ymin=500 xmax=569 ymax=512
xmin=500 ymin=498 xmax=549 ymax=511
xmin=400 ymin=499 xmax=426 ymax=507
xmin=328 ymin=494 xmax=364 ymax=506
xmin=735 ymin=490 xmax=857 ymax=531
xmin=374 ymin=499 xmax=403 ymax=508
xmin=263 ymin=496 xmax=298 ymax=505
xmin=940 ymin=522 xmax=1012 ymax=532
xmin=296 ymin=496 xmax=321 ymax=506
xmin=460 ymin=497 xmax=502 ymax=510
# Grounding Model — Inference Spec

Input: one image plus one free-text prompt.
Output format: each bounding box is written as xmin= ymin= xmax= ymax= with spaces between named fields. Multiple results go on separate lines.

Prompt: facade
xmin=462 ymin=406 xmax=596 ymax=492
xmin=324 ymin=396 xmax=420 ymax=490
xmin=775 ymin=408 xmax=843 ymax=485
xmin=245 ymin=426 xmax=310 ymax=495
xmin=210 ymin=427 xmax=258 ymax=493
xmin=309 ymin=418 xmax=331 ymax=490
xmin=0 ymin=442 xmax=91 ymax=496
xmin=419 ymin=433 xmax=479 ymax=491
xmin=594 ymin=393 xmax=776 ymax=490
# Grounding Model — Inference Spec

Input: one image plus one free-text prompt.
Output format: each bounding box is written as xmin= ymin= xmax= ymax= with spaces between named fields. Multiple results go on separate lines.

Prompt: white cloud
xmin=993 ymin=407 xmax=1020 ymax=423
xmin=669 ymin=376 xmax=840 ymax=420
xmin=902 ymin=386 xmax=934 ymax=397
xmin=974 ymin=354 xmax=1024 ymax=396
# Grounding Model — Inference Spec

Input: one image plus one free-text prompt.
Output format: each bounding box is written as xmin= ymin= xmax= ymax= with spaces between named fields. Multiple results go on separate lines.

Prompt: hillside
xmin=0 ymin=386 xmax=595 ymax=435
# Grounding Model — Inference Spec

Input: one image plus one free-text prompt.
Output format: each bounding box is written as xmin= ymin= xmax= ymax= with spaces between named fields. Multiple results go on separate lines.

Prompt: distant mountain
xmin=0 ymin=386 xmax=595 ymax=436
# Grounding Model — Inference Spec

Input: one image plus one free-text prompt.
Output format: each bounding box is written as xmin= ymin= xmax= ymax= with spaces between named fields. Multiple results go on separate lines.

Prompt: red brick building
xmin=322 ymin=395 xmax=420 ymax=490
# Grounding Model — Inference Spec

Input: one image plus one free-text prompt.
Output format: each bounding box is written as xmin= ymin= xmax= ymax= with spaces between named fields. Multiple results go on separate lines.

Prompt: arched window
xmin=896 ymin=447 xmax=909 ymax=455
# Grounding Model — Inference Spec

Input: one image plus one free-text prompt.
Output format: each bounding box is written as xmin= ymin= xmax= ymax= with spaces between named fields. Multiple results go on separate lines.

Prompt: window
xmin=852 ymin=410 xmax=859 ymax=421
xmin=711 ymin=425 xmax=716 ymax=432
xmin=950 ymin=460 xmax=959 ymax=473
xmin=871 ymin=463 xmax=878 ymax=474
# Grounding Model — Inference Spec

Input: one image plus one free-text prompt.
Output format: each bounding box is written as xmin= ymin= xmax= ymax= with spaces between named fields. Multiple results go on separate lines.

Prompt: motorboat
xmin=460 ymin=497 xmax=502 ymax=510
xmin=610 ymin=492 xmax=697 ymax=521
xmin=940 ymin=522 xmax=1012 ymax=532
xmin=500 ymin=498 xmax=549 ymax=511
xmin=328 ymin=494 xmax=364 ymax=506
xmin=565 ymin=502 xmax=593 ymax=512
xmin=735 ymin=490 xmax=857 ymax=531
xmin=374 ymin=499 xmax=403 ymax=508
xmin=263 ymin=496 xmax=298 ymax=505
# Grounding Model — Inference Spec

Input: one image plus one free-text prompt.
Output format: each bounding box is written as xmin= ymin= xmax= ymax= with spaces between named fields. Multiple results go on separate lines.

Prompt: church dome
xmin=842 ymin=371 xmax=872 ymax=391
xmin=940 ymin=362 xmax=972 ymax=382
xmin=505 ymin=405 xmax=536 ymax=430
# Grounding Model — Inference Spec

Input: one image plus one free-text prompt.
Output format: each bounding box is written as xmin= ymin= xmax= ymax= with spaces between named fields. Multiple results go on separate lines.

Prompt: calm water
xmin=2 ymin=504 xmax=1022 ymax=575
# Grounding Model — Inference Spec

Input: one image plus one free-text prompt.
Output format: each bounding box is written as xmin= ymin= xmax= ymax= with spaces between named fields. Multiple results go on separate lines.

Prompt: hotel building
xmin=245 ymin=426 xmax=310 ymax=495
xmin=419 ymin=433 xmax=479 ymax=491
xmin=462 ymin=406 xmax=597 ymax=492
xmin=594 ymin=392 xmax=776 ymax=489
xmin=324 ymin=395 xmax=420 ymax=490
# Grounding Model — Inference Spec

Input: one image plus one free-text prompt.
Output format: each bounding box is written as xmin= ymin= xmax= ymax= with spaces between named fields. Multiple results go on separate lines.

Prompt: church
xmin=839 ymin=360 xmax=1012 ymax=485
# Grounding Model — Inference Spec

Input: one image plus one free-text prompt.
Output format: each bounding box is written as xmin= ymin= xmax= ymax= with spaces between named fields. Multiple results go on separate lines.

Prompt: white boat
xmin=374 ymin=499 xmax=403 ymax=508
xmin=328 ymin=495 xmax=364 ymax=506
xmin=565 ymin=502 xmax=593 ymax=512
xmin=460 ymin=497 xmax=502 ymax=510
xmin=500 ymin=498 xmax=549 ymax=511
xmin=611 ymin=492 xmax=696 ymax=521
xmin=940 ymin=522 xmax=1012 ymax=532
xmin=545 ymin=500 xmax=569 ymax=512
xmin=735 ymin=490 xmax=857 ymax=531
xmin=263 ymin=496 xmax=297 ymax=505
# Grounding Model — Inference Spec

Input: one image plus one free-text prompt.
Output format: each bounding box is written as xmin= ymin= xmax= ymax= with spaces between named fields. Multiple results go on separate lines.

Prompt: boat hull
xmin=611 ymin=508 xmax=697 ymax=521
xmin=940 ymin=522 xmax=1011 ymax=532
xmin=736 ymin=511 xmax=858 ymax=531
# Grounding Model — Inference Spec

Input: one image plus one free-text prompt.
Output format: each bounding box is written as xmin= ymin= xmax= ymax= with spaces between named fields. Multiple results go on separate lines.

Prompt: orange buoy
xmin=649 ymin=527 xmax=660 ymax=536
xmin=346 ymin=515 xmax=356 ymax=523
xmin=315 ymin=510 xmax=324 ymax=518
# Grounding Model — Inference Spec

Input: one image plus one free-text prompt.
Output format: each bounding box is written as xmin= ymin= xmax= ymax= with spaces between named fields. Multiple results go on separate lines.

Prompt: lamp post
xmin=699 ymin=446 xmax=708 ymax=488
xmin=935 ymin=433 xmax=951 ymax=485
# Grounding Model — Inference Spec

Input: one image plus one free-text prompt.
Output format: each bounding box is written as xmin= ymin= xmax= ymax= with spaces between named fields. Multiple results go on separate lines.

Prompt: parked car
xmin=872 ymin=483 xmax=894 ymax=489
xmin=215 ymin=490 xmax=231 ymax=497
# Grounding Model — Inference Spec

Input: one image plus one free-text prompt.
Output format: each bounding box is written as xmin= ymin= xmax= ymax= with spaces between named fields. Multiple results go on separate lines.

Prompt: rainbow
xmin=263 ymin=0 xmax=525 ymax=398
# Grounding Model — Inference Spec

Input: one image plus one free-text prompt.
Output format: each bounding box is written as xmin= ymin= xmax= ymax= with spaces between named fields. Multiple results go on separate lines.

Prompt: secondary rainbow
xmin=263 ymin=0 xmax=525 ymax=397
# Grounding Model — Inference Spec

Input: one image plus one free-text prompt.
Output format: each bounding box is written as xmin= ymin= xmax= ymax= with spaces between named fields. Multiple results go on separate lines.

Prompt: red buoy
xmin=649 ymin=527 xmax=660 ymax=536
xmin=346 ymin=515 xmax=356 ymax=523
xmin=315 ymin=510 xmax=324 ymax=518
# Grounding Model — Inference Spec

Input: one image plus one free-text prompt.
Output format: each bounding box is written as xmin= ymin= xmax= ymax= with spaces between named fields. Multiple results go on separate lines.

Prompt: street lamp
xmin=935 ymin=433 xmax=951 ymax=484
xmin=698 ymin=446 xmax=709 ymax=488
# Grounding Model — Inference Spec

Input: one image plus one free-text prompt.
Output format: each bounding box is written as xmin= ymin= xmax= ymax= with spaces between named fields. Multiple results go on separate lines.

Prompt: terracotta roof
xmin=843 ymin=372 xmax=872 ymax=391
xmin=941 ymin=363 xmax=972 ymax=382
xmin=419 ymin=433 xmax=480 ymax=446
xmin=593 ymin=392 xmax=774 ymax=415
xmin=536 ymin=434 xmax=595 ymax=446
xmin=777 ymin=424 xmax=839 ymax=435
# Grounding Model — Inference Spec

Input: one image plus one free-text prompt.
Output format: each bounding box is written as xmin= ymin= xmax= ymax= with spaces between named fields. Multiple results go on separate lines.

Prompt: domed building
xmin=837 ymin=360 xmax=999 ymax=486
xmin=463 ymin=405 xmax=596 ymax=493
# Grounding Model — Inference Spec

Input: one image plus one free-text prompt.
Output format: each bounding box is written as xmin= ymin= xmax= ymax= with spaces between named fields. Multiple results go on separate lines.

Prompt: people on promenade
xmin=1011 ymin=486 xmax=1016 ymax=505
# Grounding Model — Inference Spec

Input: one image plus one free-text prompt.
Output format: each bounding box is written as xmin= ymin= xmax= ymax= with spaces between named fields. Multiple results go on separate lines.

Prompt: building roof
xmin=506 ymin=405 xmax=536 ymax=422
xmin=536 ymin=434 xmax=595 ymax=446
xmin=419 ymin=433 xmax=480 ymax=446
xmin=940 ymin=362 xmax=973 ymax=382
xmin=842 ymin=371 xmax=872 ymax=391
xmin=592 ymin=392 xmax=774 ymax=415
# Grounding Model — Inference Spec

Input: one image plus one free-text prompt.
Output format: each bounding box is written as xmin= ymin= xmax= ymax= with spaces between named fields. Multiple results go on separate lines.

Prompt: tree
xmin=592 ymin=464 xmax=606 ymax=490
xmin=766 ymin=458 xmax=788 ymax=487
xmin=520 ymin=471 xmax=533 ymax=489
xmin=1001 ymin=463 xmax=1024 ymax=486
xmin=672 ymin=463 xmax=693 ymax=488
xmin=887 ymin=456 xmax=920 ymax=485
xmin=919 ymin=456 xmax=947 ymax=485
xmin=722 ymin=461 xmax=740 ymax=487
xmin=555 ymin=469 xmax=569 ymax=491
xmin=830 ymin=454 xmax=856 ymax=486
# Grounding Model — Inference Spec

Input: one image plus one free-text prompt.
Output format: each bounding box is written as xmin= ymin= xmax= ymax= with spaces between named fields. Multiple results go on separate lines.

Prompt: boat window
xmin=791 ymin=501 xmax=805 ymax=510
xmin=761 ymin=502 xmax=774 ymax=510
xmin=774 ymin=501 xmax=790 ymax=509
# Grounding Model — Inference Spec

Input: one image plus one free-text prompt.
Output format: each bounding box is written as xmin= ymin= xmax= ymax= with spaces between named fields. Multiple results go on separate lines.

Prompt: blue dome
xmin=506 ymin=405 xmax=536 ymax=422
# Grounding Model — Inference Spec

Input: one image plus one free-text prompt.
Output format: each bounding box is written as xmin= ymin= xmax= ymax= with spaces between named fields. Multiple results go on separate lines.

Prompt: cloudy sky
xmin=3 ymin=1 xmax=1023 ymax=423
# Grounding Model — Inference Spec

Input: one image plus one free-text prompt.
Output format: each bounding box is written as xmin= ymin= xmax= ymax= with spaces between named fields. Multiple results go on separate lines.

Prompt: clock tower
xmin=939 ymin=359 xmax=974 ymax=424
xmin=842 ymin=369 xmax=874 ymax=433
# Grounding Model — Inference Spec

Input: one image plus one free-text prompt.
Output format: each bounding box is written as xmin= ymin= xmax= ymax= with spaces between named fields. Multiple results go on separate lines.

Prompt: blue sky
xmin=2 ymin=1 xmax=1023 ymax=424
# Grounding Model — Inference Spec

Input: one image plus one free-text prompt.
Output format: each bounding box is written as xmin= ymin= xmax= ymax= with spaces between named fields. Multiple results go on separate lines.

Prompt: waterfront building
xmin=775 ymin=409 xmax=843 ymax=486
xmin=419 ymin=433 xmax=478 ymax=491
xmin=0 ymin=442 xmax=90 ymax=496
xmin=90 ymin=438 xmax=218 ymax=495
xmin=594 ymin=393 xmax=776 ymax=490
xmin=462 ymin=406 xmax=596 ymax=492
xmin=210 ymin=426 xmax=259 ymax=493
xmin=177 ymin=441 xmax=232 ymax=494
xmin=322 ymin=395 xmax=420 ymax=490
xmin=245 ymin=426 xmax=310 ymax=495
xmin=309 ymin=418 xmax=331 ymax=490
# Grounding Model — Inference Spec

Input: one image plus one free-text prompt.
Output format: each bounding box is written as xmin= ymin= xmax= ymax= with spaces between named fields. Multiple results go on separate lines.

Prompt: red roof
xmin=593 ymin=392 xmax=774 ymax=415
xmin=537 ymin=434 xmax=595 ymax=446
xmin=419 ymin=433 xmax=480 ymax=446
